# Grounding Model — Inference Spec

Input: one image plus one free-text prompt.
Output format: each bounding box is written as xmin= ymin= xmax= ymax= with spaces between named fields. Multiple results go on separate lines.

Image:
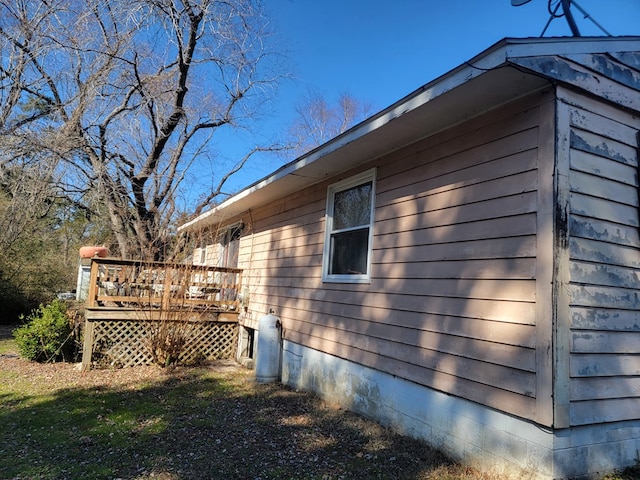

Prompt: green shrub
xmin=13 ymin=300 xmax=76 ymax=362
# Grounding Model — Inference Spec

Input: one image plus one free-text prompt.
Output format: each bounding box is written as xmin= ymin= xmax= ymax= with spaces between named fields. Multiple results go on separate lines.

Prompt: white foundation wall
xmin=280 ymin=340 xmax=640 ymax=479
xmin=553 ymin=422 xmax=640 ymax=479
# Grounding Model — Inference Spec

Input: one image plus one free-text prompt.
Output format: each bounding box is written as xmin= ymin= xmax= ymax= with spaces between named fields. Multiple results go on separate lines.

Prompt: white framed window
xmin=322 ymin=168 xmax=376 ymax=283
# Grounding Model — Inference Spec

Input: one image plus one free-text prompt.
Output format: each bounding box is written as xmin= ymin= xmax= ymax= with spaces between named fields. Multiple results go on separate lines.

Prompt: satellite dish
xmin=511 ymin=0 xmax=532 ymax=5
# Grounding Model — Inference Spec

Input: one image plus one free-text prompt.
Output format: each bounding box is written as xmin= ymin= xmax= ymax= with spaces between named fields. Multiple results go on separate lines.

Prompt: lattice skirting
xmin=85 ymin=319 xmax=238 ymax=368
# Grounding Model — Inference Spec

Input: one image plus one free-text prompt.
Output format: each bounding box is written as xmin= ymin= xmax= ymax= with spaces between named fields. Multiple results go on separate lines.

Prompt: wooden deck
xmin=81 ymin=258 xmax=243 ymax=369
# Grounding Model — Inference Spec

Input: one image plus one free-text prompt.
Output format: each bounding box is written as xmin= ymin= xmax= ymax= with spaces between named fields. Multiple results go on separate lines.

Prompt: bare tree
xmin=0 ymin=161 xmax=79 ymax=315
xmin=0 ymin=0 xmax=284 ymax=261
xmin=0 ymin=163 xmax=57 ymax=254
xmin=288 ymin=91 xmax=373 ymax=158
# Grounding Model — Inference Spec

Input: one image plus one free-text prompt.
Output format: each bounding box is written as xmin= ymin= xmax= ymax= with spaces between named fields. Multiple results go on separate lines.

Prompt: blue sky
xmin=192 ymin=0 xmax=640 ymax=206
xmin=267 ymin=0 xmax=640 ymax=112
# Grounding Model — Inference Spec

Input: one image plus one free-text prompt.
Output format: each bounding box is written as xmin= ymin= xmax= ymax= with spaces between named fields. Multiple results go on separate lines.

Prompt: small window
xmin=192 ymin=247 xmax=206 ymax=266
xmin=219 ymin=224 xmax=242 ymax=269
xmin=322 ymin=169 xmax=376 ymax=283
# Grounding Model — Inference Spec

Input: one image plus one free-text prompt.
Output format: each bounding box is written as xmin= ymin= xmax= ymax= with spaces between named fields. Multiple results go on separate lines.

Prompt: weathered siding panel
xmin=512 ymin=52 xmax=640 ymax=112
xmin=562 ymin=87 xmax=640 ymax=426
xmin=237 ymin=91 xmax=553 ymax=422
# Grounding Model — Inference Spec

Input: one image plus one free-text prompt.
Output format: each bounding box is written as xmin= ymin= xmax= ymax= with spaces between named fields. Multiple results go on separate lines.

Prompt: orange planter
xmin=79 ymin=246 xmax=108 ymax=258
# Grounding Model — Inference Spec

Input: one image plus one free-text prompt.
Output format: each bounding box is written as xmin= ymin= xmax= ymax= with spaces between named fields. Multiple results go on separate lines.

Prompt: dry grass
xmin=1 ymin=324 xmax=637 ymax=480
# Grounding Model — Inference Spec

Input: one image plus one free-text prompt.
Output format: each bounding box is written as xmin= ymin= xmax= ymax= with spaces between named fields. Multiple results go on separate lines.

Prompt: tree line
xmin=0 ymin=0 xmax=370 ymax=322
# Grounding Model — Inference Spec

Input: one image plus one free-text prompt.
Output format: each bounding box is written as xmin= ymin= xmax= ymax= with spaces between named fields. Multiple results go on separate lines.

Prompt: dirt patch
xmin=0 ymin=340 xmax=498 ymax=480
xmin=1 ymin=327 xmax=637 ymax=479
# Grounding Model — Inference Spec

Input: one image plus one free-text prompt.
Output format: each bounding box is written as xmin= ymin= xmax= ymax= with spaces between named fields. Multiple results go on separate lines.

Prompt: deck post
xmin=87 ymin=260 xmax=100 ymax=307
xmin=81 ymin=319 xmax=95 ymax=371
xmin=161 ymin=266 xmax=173 ymax=311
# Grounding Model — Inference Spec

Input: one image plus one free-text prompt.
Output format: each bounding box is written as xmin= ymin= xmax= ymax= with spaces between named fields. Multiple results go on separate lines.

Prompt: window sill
xmin=322 ymin=275 xmax=371 ymax=284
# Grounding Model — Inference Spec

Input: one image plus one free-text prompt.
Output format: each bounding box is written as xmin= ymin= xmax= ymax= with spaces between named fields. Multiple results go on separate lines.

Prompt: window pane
xmin=333 ymin=182 xmax=372 ymax=230
xmin=330 ymin=228 xmax=369 ymax=275
xmin=222 ymin=226 xmax=242 ymax=268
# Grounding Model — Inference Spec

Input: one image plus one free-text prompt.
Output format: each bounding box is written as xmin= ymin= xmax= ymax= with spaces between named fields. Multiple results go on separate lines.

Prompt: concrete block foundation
xmin=280 ymin=340 xmax=640 ymax=479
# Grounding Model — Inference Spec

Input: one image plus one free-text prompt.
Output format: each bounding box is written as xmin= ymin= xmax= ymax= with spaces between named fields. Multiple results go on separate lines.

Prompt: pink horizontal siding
xmin=237 ymin=91 xmax=552 ymax=421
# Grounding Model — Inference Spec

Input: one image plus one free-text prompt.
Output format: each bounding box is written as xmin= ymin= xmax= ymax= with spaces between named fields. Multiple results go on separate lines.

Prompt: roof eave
xmin=178 ymin=36 xmax=640 ymax=232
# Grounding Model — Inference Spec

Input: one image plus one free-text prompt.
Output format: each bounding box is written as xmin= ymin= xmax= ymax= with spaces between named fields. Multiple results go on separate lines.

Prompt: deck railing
xmin=86 ymin=257 xmax=243 ymax=313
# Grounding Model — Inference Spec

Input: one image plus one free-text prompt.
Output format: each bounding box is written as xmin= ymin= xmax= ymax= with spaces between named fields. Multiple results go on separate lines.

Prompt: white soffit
xmin=179 ymin=36 xmax=640 ymax=232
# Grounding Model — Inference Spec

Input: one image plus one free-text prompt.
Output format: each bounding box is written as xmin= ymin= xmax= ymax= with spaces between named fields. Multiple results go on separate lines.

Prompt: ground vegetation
xmin=1 ymin=327 xmax=638 ymax=479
